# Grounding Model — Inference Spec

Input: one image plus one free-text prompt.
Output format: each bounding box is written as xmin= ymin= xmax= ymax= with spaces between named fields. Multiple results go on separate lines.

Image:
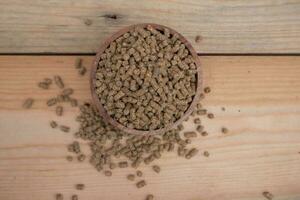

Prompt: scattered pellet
xmin=197 ymin=109 xmax=207 ymax=115
xmin=47 ymin=98 xmax=57 ymax=106
xmin=60 ymin=125 xmax=70 ymax=133
xmin=68 ymin=141 xmax=81 ymax=154
xmin=194 ymin=118 xmax=201 ymax=124
xmin=127 ymin=174 xmax=135 ymax=181
xmin=185 ymin=148 xmax=198 ymax=159
xmin=84 ymin=19 xmax=93 ymax=26
xmin=77 ymin=154 xmax=86 ymax=162
xmin=78 ymin=67 xmax=87 ymax=76
xmin=104 ymin=170 xmax=112 ymax=177
xmin=55 ymin=193 xmax=63 ymax=200
xmin=201 ymin=131 xmax=208 ymax=137
xmin=109 ymin=163 xmax=116 ymax=170
xmin=204 ymin=87 xmax=211 ymax=93
xmin=262 ymin=191 xmax=273 ymax=200
xmin=75 ymin=58 xmax=82 ymax=69
xmin=221 ymin=127 xmax=228 ymax=134
xmin=196 ymin=125 xmax=203 ymax=133
xmin=75 ymin=184 xmax=85 ymax=190
xmin=62 ymin=88 xmax=74 ymax=96
xmin=66 ymin=155 xmax=73 ymax=162
xmin=56 ymin=106 xmax=63 ymax=116
xmin=136 ymin=180 xmax=146 ymax=188
xmin=203 ymin=151 xmax=209 ymax=157
xmin=221 ymin=107 xmax=225 ymax=111
xmin=118 ymin=161 xmax=128 ymax=168
xmin=207 ymin=113 xmax=214 ymax=119
xmin=23 ymin=98 xmax=34 ymax=109
xmin=195 ymin=35 xmax=202 ymax=43
xmin=152 ymin=165 xmax=160 ymax=173
xmin=50 ymin=120 xmax=58 ymax=128
xmin=71 ymin=195 xmax=78 ymax=200
xmin=177 ymin=124 xmax=184 ymax=131
xmin=38 ymin=82 xmax=49 ymax=89
xmin=70 ymin=99 xmax=78 ymax=107
xmin=184 ymin=131 xmax=197 ymax=138
xmin=136 ymin=170 xmax=143 ymax=177
xmin=44 ymin=78 xmax=52 ymax=85
xmin=145 ymin=194 xmax=154 ymax=200
xmin=54 ymin=75 xmax=64 ymax=89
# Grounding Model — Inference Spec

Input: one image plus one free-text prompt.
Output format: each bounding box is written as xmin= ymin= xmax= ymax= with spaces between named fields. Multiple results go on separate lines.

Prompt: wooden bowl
xmin=90 ymin=23 xmax=202 ymax=135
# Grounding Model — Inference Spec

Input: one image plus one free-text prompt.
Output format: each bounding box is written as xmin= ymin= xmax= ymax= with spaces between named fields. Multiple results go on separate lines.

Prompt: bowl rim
xmin=90 ymin=23 xmax=202 ymax=135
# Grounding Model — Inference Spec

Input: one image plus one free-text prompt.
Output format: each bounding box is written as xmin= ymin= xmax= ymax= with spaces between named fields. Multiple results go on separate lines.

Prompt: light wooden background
xmin=0 ymin=0 xmax=300 ymax=53
xmin=0 ymin=56 xmax=300 ymax=200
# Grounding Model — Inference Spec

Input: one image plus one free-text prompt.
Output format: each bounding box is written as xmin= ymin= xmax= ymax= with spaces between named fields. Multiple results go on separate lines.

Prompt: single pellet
xmin=109 ymin=163 xmax=116 ymax=170
xmin=66 ymin=155 xmax=73 ymax=162
xmin=127 ymin=174 xmax=135 ymax=181
xmin=221 ymin=127 xmax=228 ymax=134
xmin=62 ymin=88 xmax=74 ymax=96
xmin=197 ymin=109 xmax=207 ymax=115
xmin=44 ymin=78 xmax=52 ymax=85
xmin=23 ymin=98 xmax=34 ymax=109
xmin=185 ymin=148 xmax=198 ymax=159
xmin=177 ymin=124 xmax=184 ymax=131
xmin=71 ymin=195 xmax=78 ymax=200
xmin=136 ymin=180 xmax=146 ymax=188
xmin=152 ymin=165 xmax=160 ymax=173
xmin=54 ymin=75 xmax=64 ymax=89
xmin=77 ymin=154 xmax=86 ymax=162
xmin=203 ymin=151 xmax=209 ymax=157
xmin=136 ymin=170 xmax=143 ymax=177
xmin=207 ymin=113 xmax=214 ymax=119
xmin=262 ymin=191 xmax=273 ymax=200
xmin=70 ymin=99 xmax=78 ymax=107
xmin=201 ymin=131 xmax=208 ymax=137
xmin=194 ymin=118 xmax=201 ymax=124
xmin=118 ymin=161 xmax=128 ymax=168
xmin=75 ymin=184 xmax=85 ymax=190
xmin=47 ymin=98 xmax=57 ymax=106
xmin=38 ymin=82 xmax=49 ymax=89
xmin=78 ymin=67 xmax=87 ymax=76
xmin=60 ymin=125 xmax=70 ymax=133
xmin=204 ymin=87 xmax=211 ymax=93
xmin=196 ymin=125 xmax=203 ymax=133
xmin=75 ymin=58 xmax=82 ymax=69
xmin=56 ymin=193 xmax=63 ymax=200
xmin=56 ymin=106 xmax=63 ymax=116
xmin=145 ymin=194 xmax=154 ymax=200
xmin=184 ymin=131 xmax=197 ymax=138
xmin=50 ymin=121 xmax=57 ymax=128
xmin=104 ymin=170 xmax=112 ymax=177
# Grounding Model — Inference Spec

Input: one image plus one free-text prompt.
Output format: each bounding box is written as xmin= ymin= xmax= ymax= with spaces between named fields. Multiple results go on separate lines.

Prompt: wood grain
xmin=0 ymin=56 xmax=300 ymax=200
xmin=0 ymin=0 xmax=300 ymax=54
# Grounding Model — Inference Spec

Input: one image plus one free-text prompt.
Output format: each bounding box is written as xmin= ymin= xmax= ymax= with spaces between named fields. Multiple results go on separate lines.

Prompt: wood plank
xmin=0 ymin=56 xmax=300 ymax=200
xmin=0 ymin=0 xmax=300 ymax=54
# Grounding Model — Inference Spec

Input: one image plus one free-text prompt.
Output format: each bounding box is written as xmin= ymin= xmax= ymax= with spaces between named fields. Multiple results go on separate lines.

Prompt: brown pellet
xmin=38 ymin=82 xmax=49 ymax=89
xmin=75 ymin=58 xmax=82 ymax=69
xmin=195 ymin=35 xmax=202 ymax=43
xmin=185 ymin=148 xmax=199 ymax=159
xmin=262 ymin=191 xmax=273 ymax=200
xmin=197 ymin=109 xmax=207 ymax=115
xmin=152 ymin=165 xmax=160 ymax=173
xmin=78 ymin=67 xmax=87 ymax=76
xmin=70 ymin=99 xmax=78 ymax=107
xmin=194 ymin=118 xmax=201 ymax=124
xmin=203 ymin=151 xmax=209 ymax=157
xmin=56 ymin=106 xmax=63 ymax=116
xmin=47 ymin=98 xmax=57 ymax=106
xmin=136 ymin=180 xmax=146 ymax=188
xmin=109 ymin=163 xmax=116 ymax=170
xmin=23 ymin=98 xmax=34 ymax=109
xmin=184 ymin=131 xmax=197 ymax=138
xmin=221 ymin=127 xmax=228 ymax=134
xmin=44 ymin=78 xmax=52 ymax=85
xmin=84 ymin=18 xmax=93 ymax=26
xmin=207 ymin=113 xmax=214 ymax=119
xmin=66 ymin=155 xmax=73 ymax=162
xmin=62 ymin=88 xmax=74 ymax=96
xmin=136 ymin=170 xmax=143 ymax=177
xmin=196 ymin=125 xmax=203 ymax=133
xmin=71 ymin=195 xmax=78 ymax=200
xmin=145 ymin=194 xmax=154 ymax=200
xmin=104 ymin=170 xmax=112 ymax=177
xmin=204 ymin=87 xmax=211 ymax=93
xmin=127 ymin=174 xmax=135 ymax=181
xmin=201 ymin=131 xmax=208 ymax=137
xmin=50 ymin=120 xmax=57 ymax=128
xmin=60 ymin=125 xmax=70 ymax=133
xmin=77 ymin=154 xmax=86 ymax=162
xmin=118 ymin=161 xmax=128 ymax=168
xmin=56 ymin=193 xmax=63 ymax=200
xmin=54 ymin=75 xmax=64 ymax=89
xmin=75 ymin=184 xmax=85 ymax=190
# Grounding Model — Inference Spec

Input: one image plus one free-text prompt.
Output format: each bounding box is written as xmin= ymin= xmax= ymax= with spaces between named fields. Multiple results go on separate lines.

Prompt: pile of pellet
xmin=95 ymin=26 xmax=198 ymax=131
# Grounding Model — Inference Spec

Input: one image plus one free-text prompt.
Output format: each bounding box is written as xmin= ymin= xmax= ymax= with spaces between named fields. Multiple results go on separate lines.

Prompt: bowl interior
xmin=90 ymin=23 xmax=202 ymax=135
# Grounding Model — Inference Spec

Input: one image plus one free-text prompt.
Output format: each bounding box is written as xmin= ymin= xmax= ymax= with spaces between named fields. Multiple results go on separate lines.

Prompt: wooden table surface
xmin=0 ymin=1 xmax=300 ymax=200
xmin=0 ymin=56 xmax=300 ymax=200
